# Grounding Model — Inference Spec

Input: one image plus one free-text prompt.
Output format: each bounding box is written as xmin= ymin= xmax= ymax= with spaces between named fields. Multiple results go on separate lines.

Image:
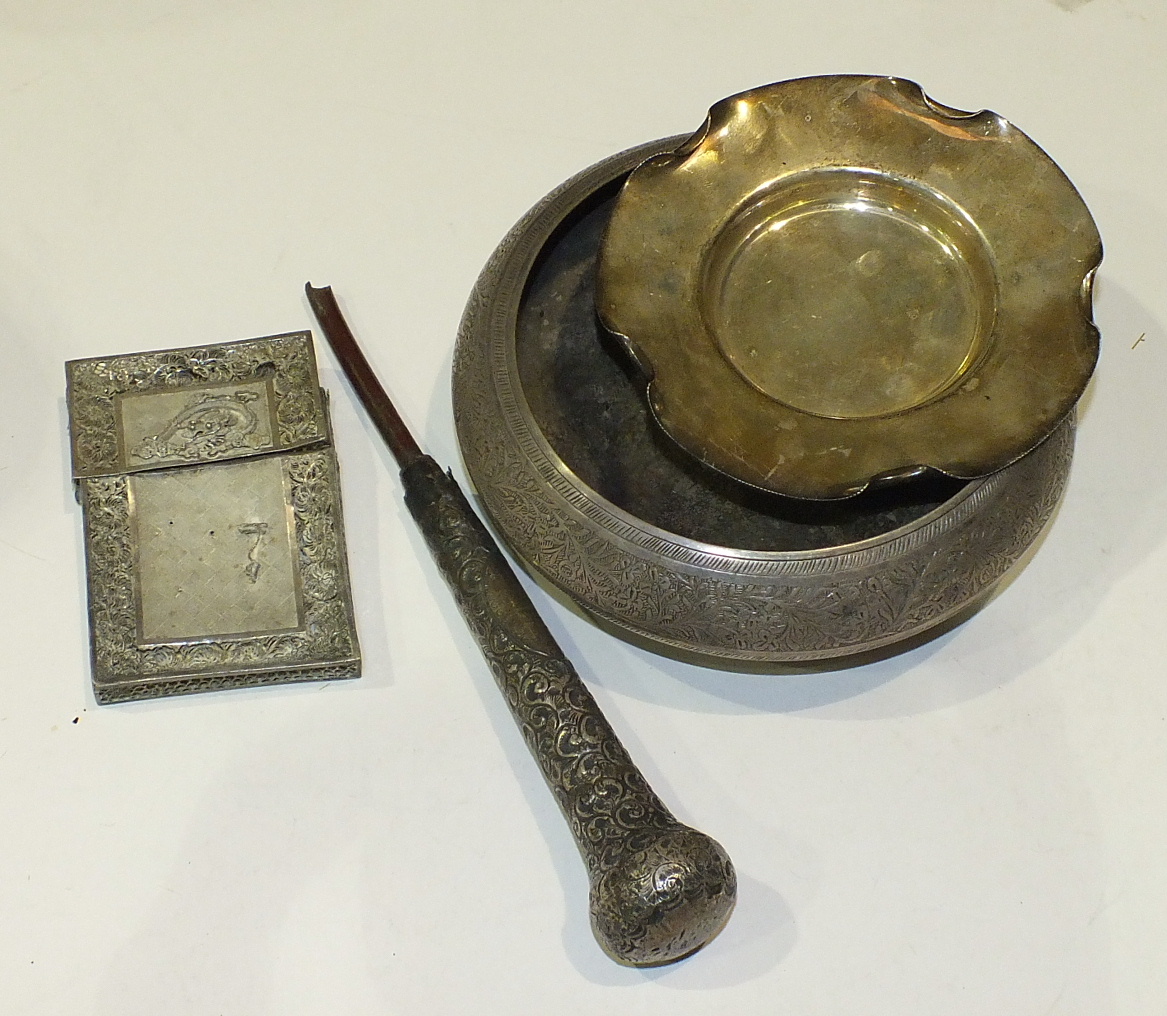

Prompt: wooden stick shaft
xmin=304 ymin=284 xmax=424 ymax=470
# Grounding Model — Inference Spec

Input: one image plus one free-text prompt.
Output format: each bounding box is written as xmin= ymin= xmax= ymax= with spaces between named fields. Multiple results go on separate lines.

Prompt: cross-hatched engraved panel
xmin=132 ymin=457 xmax=301 ymax=643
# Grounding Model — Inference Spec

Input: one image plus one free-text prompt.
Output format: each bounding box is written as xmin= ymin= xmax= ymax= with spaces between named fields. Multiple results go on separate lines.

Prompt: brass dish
xmin=596 ymin=75 xmax=1101 ymax=500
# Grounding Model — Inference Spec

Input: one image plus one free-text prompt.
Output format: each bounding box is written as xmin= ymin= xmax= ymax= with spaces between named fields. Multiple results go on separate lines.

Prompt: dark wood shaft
xmin=304 ymin=283 xmax=424 ymax=470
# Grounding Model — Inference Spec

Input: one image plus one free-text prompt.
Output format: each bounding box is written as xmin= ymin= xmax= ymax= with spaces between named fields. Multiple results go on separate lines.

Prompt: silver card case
xmin=66 ymin=332 xmax=360 ymax=703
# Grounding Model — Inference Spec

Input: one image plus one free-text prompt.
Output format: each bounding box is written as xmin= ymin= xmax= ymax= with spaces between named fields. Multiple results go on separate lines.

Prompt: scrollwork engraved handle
xmin=402 ymin=456 xmax=735 ymax=965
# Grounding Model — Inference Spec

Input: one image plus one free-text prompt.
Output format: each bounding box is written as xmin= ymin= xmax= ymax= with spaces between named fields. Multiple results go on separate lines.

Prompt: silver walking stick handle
xmin=306 ymin=283 xmax=735 ymax=966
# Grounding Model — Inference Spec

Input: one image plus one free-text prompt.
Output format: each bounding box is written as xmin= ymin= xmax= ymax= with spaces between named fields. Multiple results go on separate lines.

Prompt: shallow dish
xmin=452 ymin=138 xmax=1074 ymax=667
xmin=596 ymin=75 xmax=1100 ymax=499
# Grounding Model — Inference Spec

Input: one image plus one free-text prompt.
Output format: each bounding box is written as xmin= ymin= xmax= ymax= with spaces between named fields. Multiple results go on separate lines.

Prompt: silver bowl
xmin=452 ymin=138 xmax=1074 ymax=668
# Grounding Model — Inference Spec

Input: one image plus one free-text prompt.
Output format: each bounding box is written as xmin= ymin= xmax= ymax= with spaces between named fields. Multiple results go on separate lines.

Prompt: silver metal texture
xmin=67 ymin=333 xmax=361 ymax=702
xmin=452 ymin=139 xmax=1076 ymax=667
xmin=401 ymin=456 xmax=735 ymax=966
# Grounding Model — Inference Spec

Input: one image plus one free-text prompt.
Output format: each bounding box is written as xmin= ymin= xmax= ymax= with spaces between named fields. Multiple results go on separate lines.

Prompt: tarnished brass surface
xmin=597 ymin=75 xmax=1101 ymax=500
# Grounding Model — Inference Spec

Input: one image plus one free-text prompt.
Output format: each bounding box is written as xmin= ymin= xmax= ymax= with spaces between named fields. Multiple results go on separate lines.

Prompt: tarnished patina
xmin=596 ymin=76 xmax=1101 ymax=499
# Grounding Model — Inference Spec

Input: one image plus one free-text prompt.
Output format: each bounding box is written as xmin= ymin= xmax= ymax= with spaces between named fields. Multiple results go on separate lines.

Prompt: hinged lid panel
xmin=66 ymin=332 xmax=328 ymax=478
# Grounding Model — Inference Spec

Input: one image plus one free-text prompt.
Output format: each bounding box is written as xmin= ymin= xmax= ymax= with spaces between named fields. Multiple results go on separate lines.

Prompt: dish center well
xmin=700 ymin=168 xmax=998 ymax=420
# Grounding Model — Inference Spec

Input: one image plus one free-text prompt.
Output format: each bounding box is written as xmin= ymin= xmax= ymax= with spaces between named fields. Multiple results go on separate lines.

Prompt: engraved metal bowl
xmin=452 ymin=138 xmax=1075 ymax=667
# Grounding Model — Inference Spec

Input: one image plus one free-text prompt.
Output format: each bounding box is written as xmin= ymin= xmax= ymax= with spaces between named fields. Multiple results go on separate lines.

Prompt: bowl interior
xmin=515 ymin=173 xmax=971 ymax=553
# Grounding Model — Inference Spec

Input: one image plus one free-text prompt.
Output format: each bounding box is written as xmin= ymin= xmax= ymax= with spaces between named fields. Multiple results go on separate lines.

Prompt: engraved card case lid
xmin=66 ymin=332 xmax=361 ymax=703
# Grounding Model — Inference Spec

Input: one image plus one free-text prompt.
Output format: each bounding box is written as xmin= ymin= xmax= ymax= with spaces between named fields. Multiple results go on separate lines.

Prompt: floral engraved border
xmin=67 ymin=332 xmax=326 ymax=477
xmin=81 ymin=449 xmax=359 ymax=700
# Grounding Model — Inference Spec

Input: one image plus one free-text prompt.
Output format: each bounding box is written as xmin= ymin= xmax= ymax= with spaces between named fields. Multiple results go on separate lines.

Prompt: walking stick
xmin=305 ymin=283 xmax=735 ymax=966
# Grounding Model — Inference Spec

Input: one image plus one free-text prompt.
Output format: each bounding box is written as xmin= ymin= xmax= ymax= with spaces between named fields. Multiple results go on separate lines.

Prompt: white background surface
xmin=2 ymin=1 xmax=1165 ymax=1013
